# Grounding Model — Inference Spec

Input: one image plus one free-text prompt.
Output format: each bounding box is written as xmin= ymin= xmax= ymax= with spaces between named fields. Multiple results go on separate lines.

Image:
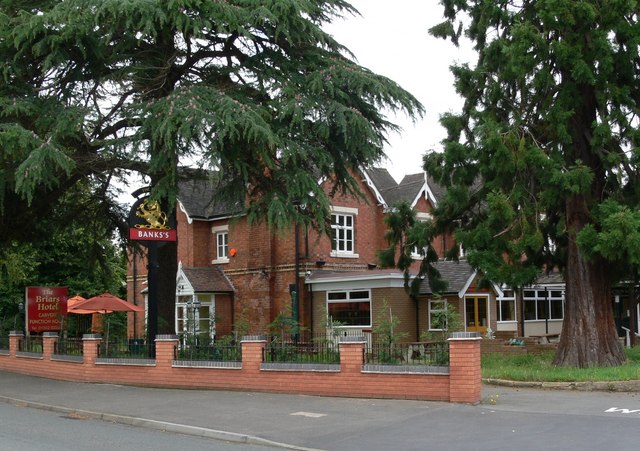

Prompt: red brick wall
xmin=0 ymin=334 xmax=481 ymax=404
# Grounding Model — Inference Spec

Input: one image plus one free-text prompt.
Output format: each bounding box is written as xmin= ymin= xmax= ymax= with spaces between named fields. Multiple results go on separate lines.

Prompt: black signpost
xmin=128 ymin=188 xmax=177 ymax=356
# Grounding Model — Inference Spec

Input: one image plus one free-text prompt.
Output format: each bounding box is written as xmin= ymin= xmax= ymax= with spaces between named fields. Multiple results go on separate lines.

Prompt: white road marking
xmin=605 ymin=407 xmax=640 ymax=414
xmin=290 ymin=411 xmax=327 ymax=418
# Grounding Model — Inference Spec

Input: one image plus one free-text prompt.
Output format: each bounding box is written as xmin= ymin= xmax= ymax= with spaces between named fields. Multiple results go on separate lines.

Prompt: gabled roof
xmin=361 ymin=168 xmax=446 ymax=209
xmin=181 ymin=267 xmax=234 ymax=293
xmin=419 ymin=260 xmax=476 ymax=295
xmin=176 ymin=167 xmax=446 ymax=221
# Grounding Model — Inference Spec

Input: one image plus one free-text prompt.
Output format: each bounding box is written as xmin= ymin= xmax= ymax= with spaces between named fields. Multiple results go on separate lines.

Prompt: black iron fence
xmin=54 ymin=338 xmax=84 ymax=357
xmin=264 ymin=332 xmax=341 ymax=364
xmin=98 ymin=338 xmax=155 ymax=359
xmin=176 ymin=341 xmax=242 ymax=362
xmin=18 ymin=336 xmax=43 ymax=354
xmin=365 ymin=341 xmax=450 ymax=366
xmin=0 ymin=335 xmax=9 ymax=351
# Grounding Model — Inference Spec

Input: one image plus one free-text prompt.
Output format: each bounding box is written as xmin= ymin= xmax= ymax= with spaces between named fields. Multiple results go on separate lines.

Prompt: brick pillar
xmin=155 ymin=335 xmax=178 ymax=369
xmin=448 ymin=332 xmax=482 ymax=404
xmin=42 ymin=332 xmax=58 ymax=359
xmin=82 ymin=333 xmax=102 ymax=365
xmin=9 ymin=331 xmax=23 ymax=357
xmin=339 ymin=336 xmax=365 ymax=373
xmin=241 ymin=335 xmax=266 ymax=373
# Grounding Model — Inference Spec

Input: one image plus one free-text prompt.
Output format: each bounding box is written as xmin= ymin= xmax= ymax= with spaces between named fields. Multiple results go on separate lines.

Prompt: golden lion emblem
xmin=135 ymin=199 xmax=170 ymax=230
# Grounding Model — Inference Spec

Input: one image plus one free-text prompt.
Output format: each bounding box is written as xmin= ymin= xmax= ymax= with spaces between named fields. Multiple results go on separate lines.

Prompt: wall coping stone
xmin=448 ymin=332 xmax=482 ymax=340
xmin=83 ymin=334 xmax=102 ymax=340
xmin=43 ymin=332 xmax=58 ymax=337
xmin=339 ymin=335 xmax=365 ymax=343
xmin=242 ymin=335 xmax=267 ymax=342
xmin=155 ymin=334 xmax=179 ymax=341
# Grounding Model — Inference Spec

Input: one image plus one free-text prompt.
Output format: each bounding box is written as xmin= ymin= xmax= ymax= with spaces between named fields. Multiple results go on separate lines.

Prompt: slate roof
xmin=419 ymin=260 xmax=476 ymax=295
xmin=178 ymin=175 xmax=244 ymax=220
xmin=177 ymin=167 xmax=446 ymax=219
xmin=534 ymin=271 xmax=565 ymax=285
xmin=182 ymin=267 xmax=234 ymax=293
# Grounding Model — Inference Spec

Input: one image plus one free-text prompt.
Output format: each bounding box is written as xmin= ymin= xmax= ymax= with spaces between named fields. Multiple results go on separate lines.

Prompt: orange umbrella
xmin=67 ymin=295 xmax=108 ymax=314
xmin=70 ymin=293 xmax=144 ymax=313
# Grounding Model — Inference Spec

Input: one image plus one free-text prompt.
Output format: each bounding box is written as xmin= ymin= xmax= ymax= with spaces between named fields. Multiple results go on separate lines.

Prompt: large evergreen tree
xmin=426 ymin=0 xmax=640 ymax=366
xmin=0 ymin=2 xmax=422 ymax=333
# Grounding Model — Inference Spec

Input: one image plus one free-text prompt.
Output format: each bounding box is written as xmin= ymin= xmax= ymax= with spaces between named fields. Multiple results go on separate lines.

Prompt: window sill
xmin=330 ymin=251 xmax=359 ymax=259
xmin=212 ymin=258 xmax=229 ymax=264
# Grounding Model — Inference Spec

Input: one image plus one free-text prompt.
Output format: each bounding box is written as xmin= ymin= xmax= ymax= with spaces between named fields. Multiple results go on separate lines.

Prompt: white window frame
xmin=428 ymin=299 xmax=448 ymax=331
xmin=326 ymin=289 xmax=371 ymax=328
xmin=411 ymin=213 xmax=432 ymax=260
xmin=523 ymin=288 xmax=565 ymax=321
xmin=175 ymin=294 xmax=216 ymax=343
xmin=330 ymin=206 xmax=359 ymax=258
xmin=497 ymin=289 xmax=517 ymax=323
xmin=211 ymin=225 xmax=229 ymax=263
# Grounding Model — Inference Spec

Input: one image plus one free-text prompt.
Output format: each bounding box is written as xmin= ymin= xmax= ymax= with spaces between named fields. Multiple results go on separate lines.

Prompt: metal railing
xmin=264 ymin=333 xmax=341 ymax=364
xmin=176 ymin=342 xmax=242 ymax=362
xmin=18 ymin=336 xmax=43 ymax=354
xmin=98 ymin=338 xmax=155 ymax=359
xmin=365 ymin=341 xmax=449 ymax=366
xmin=54 ymin=338 xmax=84 ymax=357
xmin=0 ymin=335 xmax=9 ymax=352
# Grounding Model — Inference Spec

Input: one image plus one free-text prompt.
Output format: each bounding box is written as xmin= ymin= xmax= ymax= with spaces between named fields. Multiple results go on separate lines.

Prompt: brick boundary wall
xmin=0 ymin=332 xmax=482 ymax=404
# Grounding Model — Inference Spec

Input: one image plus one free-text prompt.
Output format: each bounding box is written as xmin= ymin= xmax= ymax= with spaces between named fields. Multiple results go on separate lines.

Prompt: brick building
xmin=129 ymin=166 xmax=636 ymax=344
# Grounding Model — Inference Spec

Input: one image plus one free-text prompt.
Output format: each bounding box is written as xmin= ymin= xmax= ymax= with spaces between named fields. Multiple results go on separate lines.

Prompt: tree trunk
xmin=157 ymin=240 xmax=177 ymax=334
xmin=553 ymin=195 xmax=626 ymax=367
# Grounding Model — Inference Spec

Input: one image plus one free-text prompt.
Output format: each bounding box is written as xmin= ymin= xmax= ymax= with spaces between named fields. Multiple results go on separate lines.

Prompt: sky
xmin=323 ymin=0 xmax=474 ymax=182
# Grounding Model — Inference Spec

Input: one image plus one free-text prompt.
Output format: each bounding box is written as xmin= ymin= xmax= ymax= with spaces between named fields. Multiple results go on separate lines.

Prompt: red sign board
xmin=129 ymin=228 xmax=177 ymax=241
xmin=25 ymin=286 xmax=68 ymax=333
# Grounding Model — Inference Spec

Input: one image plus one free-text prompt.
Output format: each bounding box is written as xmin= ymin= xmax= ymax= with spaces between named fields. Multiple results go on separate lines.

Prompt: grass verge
xmin=482 ymin=346 xmax=640 ymax=382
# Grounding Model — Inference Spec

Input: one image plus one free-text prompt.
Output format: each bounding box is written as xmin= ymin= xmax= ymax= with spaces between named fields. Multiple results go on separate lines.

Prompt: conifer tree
xmin=0 ymin=2 xmax=422 ymax=333
xmin=428 ymin=0 xmax=639 ymax=366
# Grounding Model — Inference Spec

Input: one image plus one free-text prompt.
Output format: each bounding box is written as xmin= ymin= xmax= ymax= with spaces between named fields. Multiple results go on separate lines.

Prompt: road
xmin=1 ymin=371 xmax=640 ymax=450
xmin=0 ymin=403 xmax=282 ymax=451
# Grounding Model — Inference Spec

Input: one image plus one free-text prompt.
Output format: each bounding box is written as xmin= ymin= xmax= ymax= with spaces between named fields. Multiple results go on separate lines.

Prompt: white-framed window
xmin=523 ymin=288 xmax=564 ymax=321
xmin=211 ymin=225 xmax=229 ymax=263
xmin=428 ymin=299 xmax=448 ymax=331
xmin=331 ymin=213 xmax=354 ymax=254
xmin=498 ymin=289 xmax=516 ymax=322
xmin=176 ymin=294 xmax=216 ymax=343
xmin=410 ymin=213 xmax=432 ymax=260
xmin=326 ymin=289 xmax=371 ymax=327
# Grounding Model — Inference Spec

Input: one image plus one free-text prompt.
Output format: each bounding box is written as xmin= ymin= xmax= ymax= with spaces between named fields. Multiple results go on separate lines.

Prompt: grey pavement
xmin=1 ymin=370 xmax=640 ymax=450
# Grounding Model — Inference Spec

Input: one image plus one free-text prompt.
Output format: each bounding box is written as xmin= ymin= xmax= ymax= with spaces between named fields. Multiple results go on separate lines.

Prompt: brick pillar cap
xmin=83 ymin=333 xmax=103 ymax=340
xmin=155 ymin=334 xmax=179 ymax=341
xmin=242 ymin=335 xmax=267 ymax=342
xmin=448 ymin=331 xmax=482 ymax=340
xmin=339 ymin=335 xmax=365 ymax=343
xmin=43 ymin=331 xmax=59 ymax=337
xmin=9 ymin=331 xmax=24 ymax=336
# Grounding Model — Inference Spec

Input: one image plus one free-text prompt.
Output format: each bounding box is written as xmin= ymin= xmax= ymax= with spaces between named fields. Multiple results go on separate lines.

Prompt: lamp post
xmin=187 ymin=297 xmax=201 ymax=355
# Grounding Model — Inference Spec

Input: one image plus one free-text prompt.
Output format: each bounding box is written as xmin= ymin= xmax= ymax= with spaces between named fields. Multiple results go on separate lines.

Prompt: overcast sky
xmin=324 ymin=0 xmax=475 ymax=181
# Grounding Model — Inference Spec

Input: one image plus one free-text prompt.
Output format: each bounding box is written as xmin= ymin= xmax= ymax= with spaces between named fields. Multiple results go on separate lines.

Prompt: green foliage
xmin=372 ymin=299 xmax=408 ymax=346
xmin=482 ymin=348 xmax=640 ymax=382
xmin=429 ymin=0 xmax=637 ymax=366
xmin=0 ymin=0 xmax=423 ymax=242
xmin=420 ymin=299 xmax=464 ymax=342
xmin=378 ymin=202 xmax=443 ymax=296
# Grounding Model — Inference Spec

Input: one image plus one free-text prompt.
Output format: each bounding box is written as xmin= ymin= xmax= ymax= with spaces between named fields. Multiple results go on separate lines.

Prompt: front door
xmin=465 ymin=296 xmax=488 ymax=333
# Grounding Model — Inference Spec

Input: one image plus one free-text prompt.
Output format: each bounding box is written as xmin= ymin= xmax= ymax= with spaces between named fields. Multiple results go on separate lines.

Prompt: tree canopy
xmin=1 ymin=1 xmax=423 ymax=334
xmin=426 ymin=0 xmax=640 ymax=367
xmin=1 ymin=0 xmax=422 ymax=234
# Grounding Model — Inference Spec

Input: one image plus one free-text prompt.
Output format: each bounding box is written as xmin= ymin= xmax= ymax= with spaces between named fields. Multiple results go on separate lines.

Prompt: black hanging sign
xmin=128 ymin=196 xmax=177 ymax=244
